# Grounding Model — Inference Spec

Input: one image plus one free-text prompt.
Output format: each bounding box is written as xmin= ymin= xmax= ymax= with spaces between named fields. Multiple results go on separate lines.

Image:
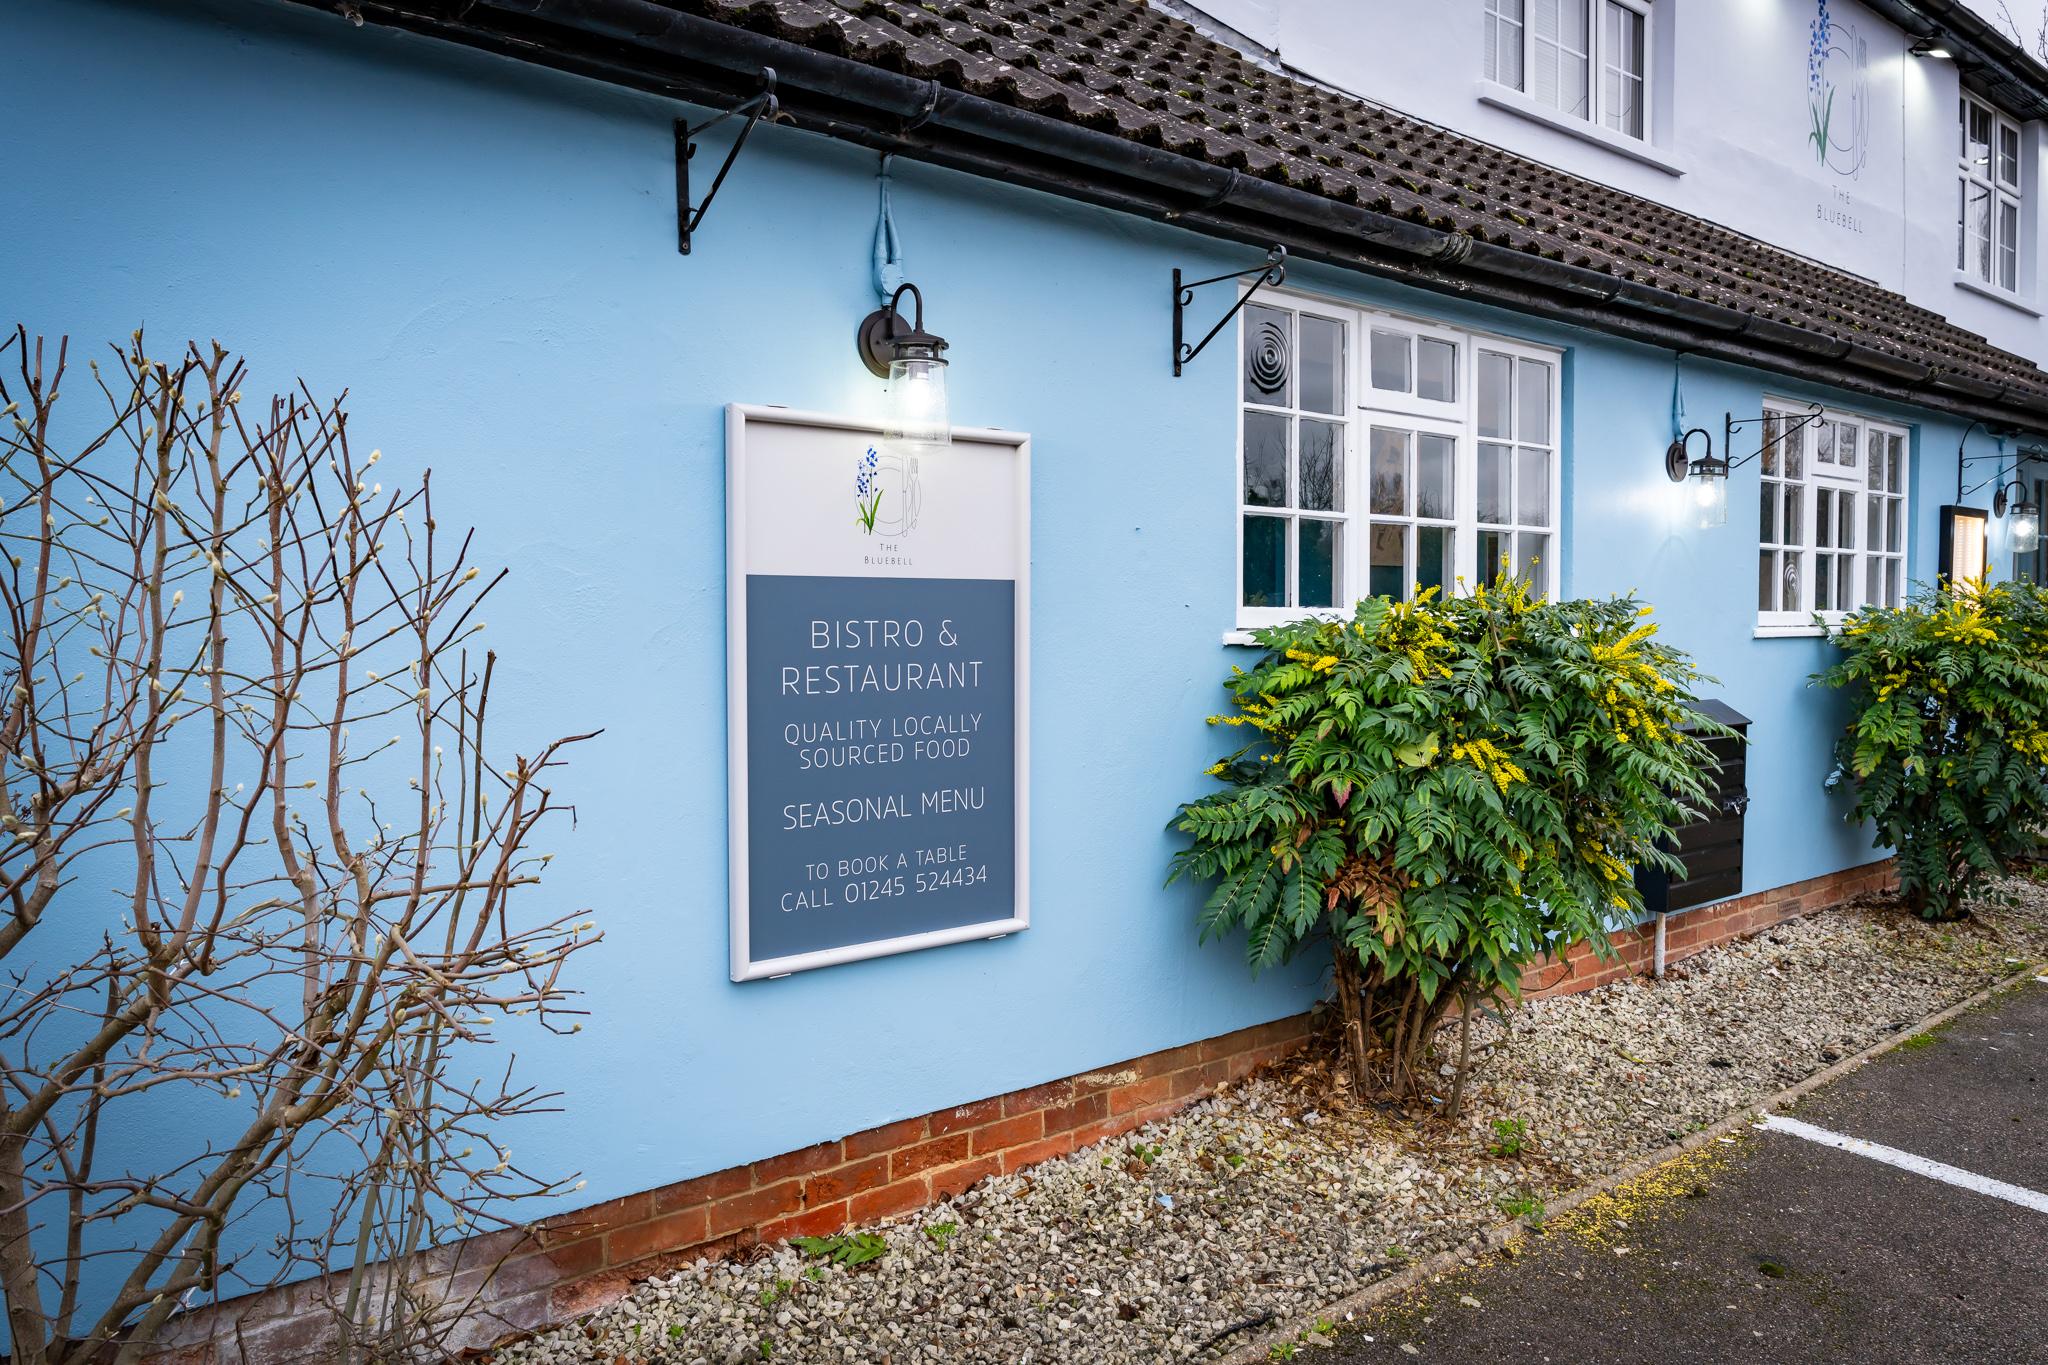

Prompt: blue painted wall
xmin=3 ymin=0 xmax=2015 ymax=1223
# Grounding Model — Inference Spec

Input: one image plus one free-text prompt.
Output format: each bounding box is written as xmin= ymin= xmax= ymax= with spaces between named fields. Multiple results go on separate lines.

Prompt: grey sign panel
xmin=726 ymin=405 xmax=1029 ymax=981
xmin=743 ymin=573 xmax=1017 ymax=964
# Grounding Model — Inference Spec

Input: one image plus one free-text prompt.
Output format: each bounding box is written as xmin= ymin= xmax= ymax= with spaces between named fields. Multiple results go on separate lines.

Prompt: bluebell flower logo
xmin=854 ymin=446 xmax=884 ymax=534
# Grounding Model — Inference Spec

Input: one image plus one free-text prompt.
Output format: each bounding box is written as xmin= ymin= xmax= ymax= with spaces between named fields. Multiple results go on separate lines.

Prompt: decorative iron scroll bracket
xmin=1722 ymin=401 xmax=1822 ymax=472
xmin=1173 ymin=246 xmax=1287 ymax=377
xmin=676 ymin=69 xmax=778 ymax=256
xmin=1962 ymin=445 xmax=2047 ymax=501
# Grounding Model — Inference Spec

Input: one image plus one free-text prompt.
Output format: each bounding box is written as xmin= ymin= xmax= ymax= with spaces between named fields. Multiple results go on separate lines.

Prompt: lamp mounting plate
xmin=856 ymin=307 xmax=896 ymax=378
xmin=1664 ymin=439 xmax=1692 ymax=483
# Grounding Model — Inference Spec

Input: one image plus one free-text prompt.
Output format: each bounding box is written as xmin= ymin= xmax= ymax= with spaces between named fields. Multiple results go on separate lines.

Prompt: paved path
xmin=1306 ymin=981 xmax=2048 ymax=1365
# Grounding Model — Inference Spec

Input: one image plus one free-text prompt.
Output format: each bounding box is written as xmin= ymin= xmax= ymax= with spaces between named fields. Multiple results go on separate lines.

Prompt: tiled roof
xmin=675 ymin=0 xmax=2048 ymax=410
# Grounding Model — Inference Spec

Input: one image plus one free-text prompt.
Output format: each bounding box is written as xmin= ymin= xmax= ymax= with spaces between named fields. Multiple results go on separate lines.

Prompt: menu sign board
xmin=726 ymin=406 xmax=1029 ymax=980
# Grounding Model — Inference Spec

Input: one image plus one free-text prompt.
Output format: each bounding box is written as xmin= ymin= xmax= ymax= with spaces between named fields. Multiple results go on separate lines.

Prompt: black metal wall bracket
xmin=1723 ymin=401 xmax=1822 ymax=471
xmin=1173 ymin=245 xmax=1286 ymax=377
xmin=676 ymin=69 xmax=778 ymax=255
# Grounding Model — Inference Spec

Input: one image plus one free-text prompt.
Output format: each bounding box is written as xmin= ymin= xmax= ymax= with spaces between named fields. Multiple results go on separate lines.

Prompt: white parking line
xmin=1757 ymin=1115 xmax=2048 ymax=1214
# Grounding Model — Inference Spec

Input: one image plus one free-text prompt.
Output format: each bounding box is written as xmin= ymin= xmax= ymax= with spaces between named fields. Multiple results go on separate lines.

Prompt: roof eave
xmin=279 ymin=0 xmax=2048 ymax=436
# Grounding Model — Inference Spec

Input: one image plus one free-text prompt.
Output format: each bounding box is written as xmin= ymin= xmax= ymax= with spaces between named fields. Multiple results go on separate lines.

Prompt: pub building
xmin=11 ymin=0 xmax=2048 ymax=1352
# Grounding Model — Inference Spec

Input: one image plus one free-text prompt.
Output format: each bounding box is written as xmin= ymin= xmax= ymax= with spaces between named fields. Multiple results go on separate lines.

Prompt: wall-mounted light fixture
xmin=1940 ymin=505 xmax=1990 ymax=585
xmin=1664 ymin=427 xmax=1727 ymax=527
xmin=1665 ymin=405 xmax=1823 ymax=530
xmin=1994 ymin=479 xmax=2041 ymax=550
xmin=1909 ymin=36 xmax=1954 ymax=59
xmin=857 ymin=282 xmax=951 ymax=457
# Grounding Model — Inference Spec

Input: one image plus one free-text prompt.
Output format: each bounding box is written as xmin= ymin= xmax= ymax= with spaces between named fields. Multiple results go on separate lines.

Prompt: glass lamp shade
xmin=1690 ymin=465 xmax=1728 ymax=528
xmin=883 ymin=355 xmax=950 ymax=457
xmin=2011 ymin=502 xmax=2040 ymax=551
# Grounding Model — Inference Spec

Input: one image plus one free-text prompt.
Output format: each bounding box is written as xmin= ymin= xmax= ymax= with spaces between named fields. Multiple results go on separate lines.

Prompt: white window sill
xmin=1222 ymin=630 xmax=1261 ymax=647
xmin=1753 ymin=622 xmax=1829 ymax=639
xmin=1474 ymin=81 xmax=1686 ymax=177
xmin=1952 ymin=271 xmax=2042 ymax=316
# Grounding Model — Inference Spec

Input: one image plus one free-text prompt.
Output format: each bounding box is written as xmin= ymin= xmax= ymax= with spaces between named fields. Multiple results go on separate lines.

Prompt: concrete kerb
xmin=1213 ymin=965 xmax=2045 ymax=1365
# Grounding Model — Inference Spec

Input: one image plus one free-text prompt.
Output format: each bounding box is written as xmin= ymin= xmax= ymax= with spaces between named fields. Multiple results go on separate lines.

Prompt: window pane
xmin=1478 ymin=442 xmax=1512 ymax=523
xmin=1887 ymin=498 xmax=1901 ymax=553
xmin=1478 ymin=528 xmax=1510 ymax=587
xmin=1369 ymin=522 xmax=1409 ymax=600
xmin=1784 ymin=486 xmax=1804 ymax=546
xmin=1479 ymin=352 xmax=1512 ymax=438
xmin=1781 ymin=551 xmax=1801 ymax=612
xmin=1814 ymin=553 xmax=1831 ymax=609
xmin=1300 ymin=314 xmax=1344 ymax=414
xmin=1761 ymin=414 xmax=1780 ymax=476
xmin=1515 ymin=532 xmax=1549 ymax=594
xmin=1370 ymin=427 xmax=1409 ymax=515
xmin=1866 ymin=495 xmax=1881 ymax=551
xmin=1816 ymin=419 xmax=1835 ymax=466
xmin=1516 ymin=446 xmax=1550 ymax=526
xmin=1416 ymin=434 xmax=1454 ymax=519
xmin=1865 ymin=556 xmax=1880 ymax=607
xmin=1486 ymin=0 xmax=1527 ymax=89
xmin=1760 ymin=484 xmax=1777 ymax=543
xmin=1783 ymin=420 xmax=1805 ymax=479
xmin=1999 ymin=122 xmax=2021 ymax=187
xmin=1837 ymin=421 xmax=1859 ymax=470
xmin=1815 ymin=488 xmax=1833 ymax=549
xmin=1601 ymin=2 xmax=1645 ymax=138
xmin=1837 ymin=489 xmax=1855 ymax=548
xmin=1243 ymin=304 xmax=1292 ymax=404
xmin=1244 ymin=412 xmax=1288 ymax=507
xmin=1417 ymin=337 xmax=1457 ymax=402
xmin=1418 ymin=526 xmax=1453 ymax=597
xmin=1516 ymin=358 xmax=1552 ymax=440
xmin=1964 ymin=180 xmax=1992 ymax=281
xmin=1371 ymin=329 xmax=1412 ymax=392
xmin=1299 ymin=419 xmax=1342 ymax=512
xmin=1299 ymin=519 xmax=1339 ymax=608
xmin=1243 ymin=515 xmax=1287 ymax=607
xmin=1885 ymin=434 xmax=1900 ymax=492
xmin=1968 ymin=102 xmax=1993 ymax=166
xmin=1886 ymin=559 xmax=1901 ymax=606
xmin=1758 ymin=550 xmax=1776 ymax=612
xmin=1999 ymin=199 xmax=2020 ymax=291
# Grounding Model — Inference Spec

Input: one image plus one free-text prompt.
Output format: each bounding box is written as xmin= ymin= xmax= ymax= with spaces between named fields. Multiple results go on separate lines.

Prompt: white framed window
xmin=1756 ymin=401 xmax=1907 ymax=634
xmin=1484 ymin=0 xmax=1650 ymax=140
xmin=1959 ymin=93 xmax=2024 ymax=294
xmin=1237 ymin=293 xmax=1561 ymax=630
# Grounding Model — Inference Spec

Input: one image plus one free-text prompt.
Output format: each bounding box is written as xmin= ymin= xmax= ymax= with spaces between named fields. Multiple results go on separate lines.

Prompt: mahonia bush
xmin=1817 ymin=580 xmax=2048 ymax=921
xmin=1168 ymin=581 xmax=1723 ymax=1106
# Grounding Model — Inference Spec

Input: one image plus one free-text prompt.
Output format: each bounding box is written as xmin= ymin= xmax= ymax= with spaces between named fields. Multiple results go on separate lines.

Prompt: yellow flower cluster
xmin=1372 ymin=591 xmax=1456 ymax=681
xmin=1283 ymin=646 xmax=1338 ymax=673
xmin=1449 ymin=736 xmax=1527 ymax=793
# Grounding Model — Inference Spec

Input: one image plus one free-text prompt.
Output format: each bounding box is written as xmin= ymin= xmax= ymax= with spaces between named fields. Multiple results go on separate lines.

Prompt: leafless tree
xmin=0 ymin=328 xmax=598 ymax=1363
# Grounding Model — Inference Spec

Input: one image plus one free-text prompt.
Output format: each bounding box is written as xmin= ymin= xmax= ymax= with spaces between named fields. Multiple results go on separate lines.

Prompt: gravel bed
xmin=493 ymin=882 xmax=2048 ymax=1365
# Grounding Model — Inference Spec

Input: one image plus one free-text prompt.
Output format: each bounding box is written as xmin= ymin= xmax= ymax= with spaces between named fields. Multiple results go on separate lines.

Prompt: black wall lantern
xmin=857 ymin=282 xmax=951 ymax=456
xmin=1664 ymin=426 xmax=1726 ymax=527
xmin=1665 ymin=405 xmax=1823 ymax=530
xmin=1993 ymin=480 xmax=2041 ymax=550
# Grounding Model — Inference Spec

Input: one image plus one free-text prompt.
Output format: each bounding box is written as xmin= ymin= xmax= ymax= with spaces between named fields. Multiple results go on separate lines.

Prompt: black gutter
xmin=1861 ymin=0 xmax=2048 ymax=122
xmin=282 ymin=0 xmax=2048 ymax=435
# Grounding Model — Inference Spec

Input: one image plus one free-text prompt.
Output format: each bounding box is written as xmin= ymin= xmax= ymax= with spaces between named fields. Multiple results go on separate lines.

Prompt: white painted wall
xmin=1187 ymin=0 xmax=2046 ymax=362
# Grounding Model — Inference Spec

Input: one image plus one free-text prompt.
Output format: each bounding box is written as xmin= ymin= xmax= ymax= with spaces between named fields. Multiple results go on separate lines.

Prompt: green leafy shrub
xmin=1817 ymin=580 xmax=2048 ymax=920
xmin=1168 ymin=582 xmax=1721 ymax=1107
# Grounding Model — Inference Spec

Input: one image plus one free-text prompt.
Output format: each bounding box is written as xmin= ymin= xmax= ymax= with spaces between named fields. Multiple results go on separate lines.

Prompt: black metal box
xmin=1632 ymin=699 xmax=1751 ymax=915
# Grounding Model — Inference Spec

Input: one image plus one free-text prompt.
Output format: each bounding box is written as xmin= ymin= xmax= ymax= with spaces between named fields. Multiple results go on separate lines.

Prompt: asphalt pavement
xmin=1306 ymin=981 xmax=2048 ymax=1365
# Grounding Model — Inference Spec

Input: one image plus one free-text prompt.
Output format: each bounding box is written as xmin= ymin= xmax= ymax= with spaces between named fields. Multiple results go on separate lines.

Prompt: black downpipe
xmin=313 ymin=0 xmax=2046 ymax=432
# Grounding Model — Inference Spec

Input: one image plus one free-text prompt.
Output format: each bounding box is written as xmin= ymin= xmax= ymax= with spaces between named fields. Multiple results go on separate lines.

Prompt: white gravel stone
xmin=491 ymin=883 xmax=2048 ymax=1365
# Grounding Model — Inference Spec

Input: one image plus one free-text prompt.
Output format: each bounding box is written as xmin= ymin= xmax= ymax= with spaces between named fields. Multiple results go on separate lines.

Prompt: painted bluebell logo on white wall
xmin=1806 ymin=0 xmax=1868 ymax=179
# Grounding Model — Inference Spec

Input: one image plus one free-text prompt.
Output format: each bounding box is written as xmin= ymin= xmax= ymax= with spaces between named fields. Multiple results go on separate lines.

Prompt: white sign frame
xmin=726 ymin=404 xmax=1031 ymax=981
